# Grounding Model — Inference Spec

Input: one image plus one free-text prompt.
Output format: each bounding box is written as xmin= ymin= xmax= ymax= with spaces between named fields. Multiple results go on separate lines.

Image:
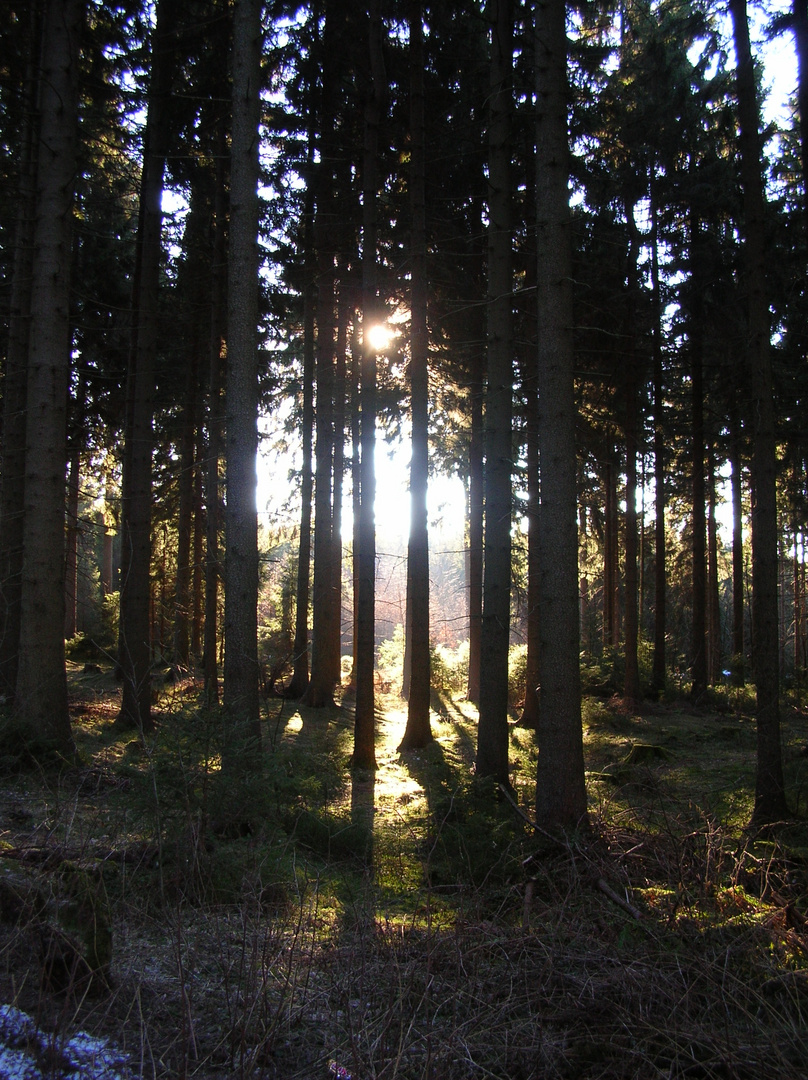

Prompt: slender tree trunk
xmin=795 ymin=467 xmax=805 ymax=683
xmin=354 ymin=0 xmax=386 ymax=771
xmin=304 ymin=233 xmax=336 ymax=706
xmin=349 ymin=329 xmax=361 ymax=693
xmin=15 ymin=0 xmax=85 ymax=754
xmin=622 ymin=205 xmax=641 ymax=710
xmin=476 ymin=0 xmax=514 ymax=787
xmin=101 ymin=523 xmax=113 ymax=599
xmin=64 ymin=432 xmax=80 ymax=641
xmin=730 ymin=402 xmax=745 ymax=683
xmin=329 ymin=288 xmax=349 ymax=690
xmin=173 ymin=196 xmax=208 ymax=672
xmin=204 ymin=126 xmax=227 ymax=704
xmin=603 ymin=443 xmax=619 ymax=649
xmin=65 ymin=363 xmax=86 ymax=641
xmin=466 ymin=203 xmax=486 ymax=706
xmin=520 ymin=373 xmax=540 ymax=727
xmin=286 ymin=150 xmax=316 ymax=699
xmin=793 ymin=0 xmax=808 ymax=224
xmin=650 ymin=177 xmax=667 ymax=698
xmin=192 ymin=423 xmax=205 ymax=659
xmin=399 ymin=0 xmax=432 ymax=750
xmin=303 ymin=2 xmax=340 ymax=707
xmin=796 ymin=524 xmax=805 ymax=683
xmin=689 ymin=214 xmax=708 ymax=702
xmin=222 ymin=0 xmax=262 ymax=775
xmin=173 ymin=354 xmax=199 ymax=672
xmin=466 ymin=337 xmax=485 ymax=704
xmin=730 ymin=0 xmax=788 ymax=822
xmin=707 ymin=442 xmax=721 ymax=685
xmin=535 ymin=0 xmax=587 ymax=831
xmin=117 ymin=0 xmax=175 ymax=733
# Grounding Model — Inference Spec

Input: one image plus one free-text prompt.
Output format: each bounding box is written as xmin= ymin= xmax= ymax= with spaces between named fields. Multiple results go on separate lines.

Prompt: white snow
xmin=0 ymin=1005 xmax=131 ymax=1080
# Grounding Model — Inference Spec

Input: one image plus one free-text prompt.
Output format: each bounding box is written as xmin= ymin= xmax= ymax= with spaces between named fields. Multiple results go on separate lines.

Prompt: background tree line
xmin=0 ymin=0 xmax=806 ymax=828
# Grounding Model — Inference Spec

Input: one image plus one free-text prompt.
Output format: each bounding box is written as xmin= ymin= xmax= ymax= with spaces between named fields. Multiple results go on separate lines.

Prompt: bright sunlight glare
xmin=366 ymin=323 xmax=393 ymax=352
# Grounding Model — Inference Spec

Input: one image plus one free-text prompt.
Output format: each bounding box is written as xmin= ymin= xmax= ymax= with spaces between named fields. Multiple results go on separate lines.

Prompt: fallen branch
xmin=596 ymin=877 xmax=642 ymax=920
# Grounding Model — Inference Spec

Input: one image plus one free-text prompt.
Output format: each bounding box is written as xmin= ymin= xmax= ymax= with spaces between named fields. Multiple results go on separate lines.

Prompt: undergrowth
xmin=0 ymin=663 xmax=807 ymax=1078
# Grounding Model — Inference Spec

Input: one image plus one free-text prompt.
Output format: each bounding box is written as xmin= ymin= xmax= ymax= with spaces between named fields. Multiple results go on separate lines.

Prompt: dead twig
xmin=596 ymin=877 xmax=642 ymax=920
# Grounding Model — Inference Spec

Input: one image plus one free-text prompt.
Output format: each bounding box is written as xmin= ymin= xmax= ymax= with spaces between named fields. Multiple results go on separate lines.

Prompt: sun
xmin=365 ymin=322 xmax=393 ymax=352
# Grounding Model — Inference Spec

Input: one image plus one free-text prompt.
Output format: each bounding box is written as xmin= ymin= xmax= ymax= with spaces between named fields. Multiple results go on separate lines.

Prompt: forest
xmin=1 ymin=0 xmax=808 ymax=1076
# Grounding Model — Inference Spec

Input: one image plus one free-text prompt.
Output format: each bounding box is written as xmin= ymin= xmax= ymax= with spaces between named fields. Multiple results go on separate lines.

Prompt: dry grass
xmin=0 ymin=669 xmax=807 ymax=1078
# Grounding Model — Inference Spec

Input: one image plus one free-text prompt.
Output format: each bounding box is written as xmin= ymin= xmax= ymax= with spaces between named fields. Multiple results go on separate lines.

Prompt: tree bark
xmin=476 ymin=0 xmax=514 ymax=787
xmin=466 ymin=338 xmax=485 ymax=704
xmin=0 ymin=0 xmax=42 ymax=703
xmin=622 ymin=204 xmax=641 ymax=710
xmin=729 ymin=401 xmax=745 ymax=684
xmin=399 ymin=0 xmax=432 ymax=751
xmin=222 ymin=0 xmax=262 ymax=774
xmin=707 ymin=442 xmax=721 ymax=685
xmin=329 ymin=286 xmax=349 ymax=689
xmin=689 ymin=212 xmax=708 ymax=702
xmin=15 ymin=0 xmax=85 ymax=754
xmin=353 ymin=0 xmax=386 ymax=771
xmin=117 ymin=0 xmax=176 ymax=733
xmin=793 ymin=0 xmax=808 ymax=225
xmin=603 ymin=443 xmax=619 ymax=650
xmin=650 ymin=177 xmax=667 ymax=698
xmin=287 ymin=171 xmax=316 ymax=699
xmin=535 ymin=0 xmax=587 ymax=831
xmin=204 ymin=122 xmax=228 ymax=705
xmin=519 ymin=373 xmax=540 ymax=727
xmin=64 ymin=423 xmax=81 ymax=642
xmin=730 ymin=0 xmax=789 ymax=822
xmin=303 ymin=0 xmax=340 ymax=708
xmin=173 ymin=197 xmax=207 ymax=672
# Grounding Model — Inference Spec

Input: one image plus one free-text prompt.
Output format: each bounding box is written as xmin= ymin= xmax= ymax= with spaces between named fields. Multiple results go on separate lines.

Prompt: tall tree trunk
xmin=15 ymin=0 xmax=85 ymax=754
xmin=204 ymin=125 xmax=228 ymax=704
xmin=707 ymin=442 xmax=721 ymax=685
xmin=303 ymin=0 xmax=340 ymax=708
xmin=793 ymin=0 xmax=808 ymax=224
xmin=117 ymin=0 xmax=175 ymax=733
xmin=64 ymin=427 xmax=81 ymax=641
xmin=65 ymin=363 xmax=86 ymax=640
xmin=303 ymin=231 xmax=336 ymax=706
xmin=689 ymin=214 xmax=708 ymax=702
xmin=650 ymin=177 xmax=667 ymax=698
xmin=622 ymin=205 xmax=641 ymax=710
xmin=349 ymin=330 xmax=362 ymax=692
xmin=730 ymin=0 xmax=789 ymax=822
xmin=173 ymin=195 xmax=207 ymax=672
xmin=729 ymin=401 xmax=745 ymax=684
xmin=796 ymin=524 xmax=806 ymax=683
xmin=476 ymin=0 xmax=514 ymax=787
xmin=222 ymin=0 xmax=262 ymax=774
xmin=0 ymin=0 xmax=42 ymax=703
xmin=466 ymin=336 xmax=485 ymax=704
xmin=329 ymin=287 xmax=349 ymax=690
xmin=354 ymin=0 xmax=386 ymax=771
xmin=520 ymin=372 xmax=540 ymax=727
xmin=192 ymin=423 xmax=205 ymax=659
xmin=603 ymin=443 xmax=619 ymax=649
xmin=399 ymin=0 xmax=432 ymax=751
xmin=173 ymin=352 xmax=199 ymax=673
xmin=286 ymin=137 xmax=317 ymax=699
xmin=535 ymin=0 xmax=587 ymax=831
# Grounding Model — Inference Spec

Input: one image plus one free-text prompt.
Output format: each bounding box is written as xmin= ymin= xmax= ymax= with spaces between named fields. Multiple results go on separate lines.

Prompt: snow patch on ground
xmin=0 ymin=1005 xmax=131 ymax=1080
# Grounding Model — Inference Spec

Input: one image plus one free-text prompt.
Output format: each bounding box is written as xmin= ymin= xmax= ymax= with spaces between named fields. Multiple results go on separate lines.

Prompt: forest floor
xmin=1 ymin=664 xmax=808 ymax=1079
